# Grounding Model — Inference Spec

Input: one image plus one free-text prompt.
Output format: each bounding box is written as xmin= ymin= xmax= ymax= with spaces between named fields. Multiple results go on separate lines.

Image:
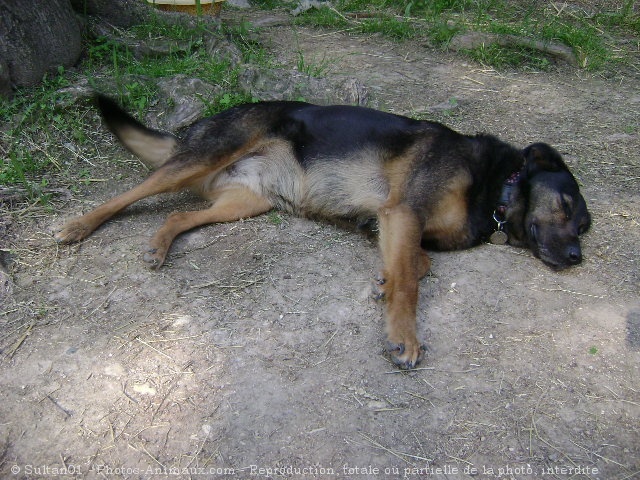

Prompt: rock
xmin=448 ymin=31 xmax=497 ymax=51
xmin=292 ymin=0 xmax=332 ymax=16
xmin=147 ymin=75 xmax=222 ymax=131
xmin=0 ymin=0 xmax=83 ymax=91
xmin=239 ymin=66 xmax=370 ymax=106
xmin=248 ymin=14 xmax=291 ymax=28
xmin=54 ymin=77 xmax=95 ymax=107
xmin=226 ymin=0 xmax=251 ymax=8
xmin=205 ymin=35 xmax=243 ymax=67
xmin=337 ymin=77 xmax=370 ymax=106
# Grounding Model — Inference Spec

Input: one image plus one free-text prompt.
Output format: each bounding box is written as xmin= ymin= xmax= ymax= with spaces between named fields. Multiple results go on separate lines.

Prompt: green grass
xmin=267 ymin=210 xmax=283 ymax=225
xmin=293 ymin=0 xmax=639 ymax=71
xmin=296 ymin=50 xmax=332 ymax=77
xmin=464 ymin=43 xmax=552 ymax=70
xmin=83 ymin=18 xmax=272 ymax=113
xmin=0 ymin=19 xmax=264 ymax=201
xmin=0 ymin=70 xmax=87 ymax=200
xmin=359 ymin=16 xmax=418 ymax=39
xmin=596 ymin=0 xmax=640 ymax=34
xmin=293 ymin=6 xmax=349 ymax=29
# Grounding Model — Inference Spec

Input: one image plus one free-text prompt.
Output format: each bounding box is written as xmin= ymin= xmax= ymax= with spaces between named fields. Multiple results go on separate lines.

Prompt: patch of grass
xmin=540 ymin=20 xmax=608 ymax=69
xmin=1 ymin=18 xmax=259 ymax=201
xmin=403 ymin=0 xmax=499 ymax=16
xmin=595 ymin=0 xmax=640 ymax=34
xmin=295 ymin=6 xmax=417 ymax=40
xmin=296 ymin=50 xmax=332 ymax=77
xmin=131 ymin=19 xmax=206 ymax=41
xmin=82 ymin=18 xmax=271 ymax=114
xmin=267 ymin=210 xmax=283 ymax=225
xmin=359 ymin=16 xmax=417 ymax=39
xmin=291 ymin=0 xmax=638 ymax=71
xmin=426 ymin=19 xmax=460 ymax=46
xmin=224 ymin=21 xmax=272 ymax=66
xmin=85 ymin=34 xmax=236 ymax=112
xmin=293 ymin=6 xmax=350 ymax=29
xmin=249 ymin=0 xmax=282 ymax=8
xmin=464 ymin=43 xmax=552 ymax=70
xmin=202 ymin=92 xmax=258 ymax=117
xmin=119 ymin=80 xmax=158 ymax=116
xmin=0 ymin=70 xmax=88 ymax=200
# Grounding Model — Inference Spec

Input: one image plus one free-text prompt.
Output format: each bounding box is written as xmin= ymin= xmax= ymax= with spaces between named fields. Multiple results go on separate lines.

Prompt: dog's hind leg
xmin=55 ymin=159 xmax=216 ymax=244
xmin=377 ymin=203 xmax=428 ymax=369
xmin=143 ymin=185 xmax=272 ymax=268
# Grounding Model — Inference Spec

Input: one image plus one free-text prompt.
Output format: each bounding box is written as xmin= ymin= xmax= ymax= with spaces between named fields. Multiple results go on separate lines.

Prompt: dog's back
xmin=98 ymin=98 xmax=446 ymax=224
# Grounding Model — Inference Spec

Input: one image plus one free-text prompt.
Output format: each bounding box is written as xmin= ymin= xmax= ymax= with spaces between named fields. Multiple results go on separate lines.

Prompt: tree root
xmin=449 ymin=31 xmax=579 ymax=67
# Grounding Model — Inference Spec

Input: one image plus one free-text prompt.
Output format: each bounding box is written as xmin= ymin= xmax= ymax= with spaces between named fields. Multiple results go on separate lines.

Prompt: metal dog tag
xmin=490 ymin=230 xmax=508 ymax=245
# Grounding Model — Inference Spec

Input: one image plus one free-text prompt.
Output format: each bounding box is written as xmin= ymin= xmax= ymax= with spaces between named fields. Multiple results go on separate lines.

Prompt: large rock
xmin=0 ymin=0 xmax=83 ymax=96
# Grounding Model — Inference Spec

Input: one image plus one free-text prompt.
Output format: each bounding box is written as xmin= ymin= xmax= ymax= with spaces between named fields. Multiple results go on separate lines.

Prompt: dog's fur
xmin=56 ymin=97 xmax=591 ymax=368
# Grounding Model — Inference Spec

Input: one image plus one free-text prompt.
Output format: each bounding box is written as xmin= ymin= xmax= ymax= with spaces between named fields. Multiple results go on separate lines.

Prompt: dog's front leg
xmin=377 ymin=203 xmax=428 ymax=368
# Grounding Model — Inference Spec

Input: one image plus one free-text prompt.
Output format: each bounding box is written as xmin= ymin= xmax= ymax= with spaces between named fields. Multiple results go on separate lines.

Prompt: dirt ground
xmin=1 ymin=8 xmax=639 ymax=480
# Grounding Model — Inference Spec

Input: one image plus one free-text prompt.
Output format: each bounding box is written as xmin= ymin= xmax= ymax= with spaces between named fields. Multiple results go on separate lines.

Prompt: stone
xmin=239 ymin=66 xmax=370 ymax=106
xmin=147 ymin=75 xmax=221 ymax=131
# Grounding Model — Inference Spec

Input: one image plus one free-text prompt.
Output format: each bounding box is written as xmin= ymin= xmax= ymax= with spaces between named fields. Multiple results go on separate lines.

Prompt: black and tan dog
xmin=56 ymin=96 xmax=591 ymax=368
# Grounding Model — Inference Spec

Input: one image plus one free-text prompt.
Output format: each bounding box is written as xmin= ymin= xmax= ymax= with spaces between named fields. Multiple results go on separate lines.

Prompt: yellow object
xmin=146 ymin=0 xmax=226 ymax=16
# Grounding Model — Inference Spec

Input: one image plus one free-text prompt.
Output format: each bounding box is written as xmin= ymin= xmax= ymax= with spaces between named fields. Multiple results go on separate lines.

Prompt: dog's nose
xmin=566 ymin=245 xmax=582 ymax=264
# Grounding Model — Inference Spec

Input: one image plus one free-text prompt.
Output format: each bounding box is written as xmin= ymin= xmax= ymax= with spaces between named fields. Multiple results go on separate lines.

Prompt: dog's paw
xmin=54 ymin=219 xmax=92 ymax=244
xmin=143 ymin=248 xmax=166 ymax=269
xmin=386 ymin=339 xmax=426 ymax=369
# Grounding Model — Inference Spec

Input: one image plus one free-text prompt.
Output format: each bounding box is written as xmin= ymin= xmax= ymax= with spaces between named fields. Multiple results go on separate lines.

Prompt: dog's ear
xmin=522 ymin=143 xmax=568 ymax=177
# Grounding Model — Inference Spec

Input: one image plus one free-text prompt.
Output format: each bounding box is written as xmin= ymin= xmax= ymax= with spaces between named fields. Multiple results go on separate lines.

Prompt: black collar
xmin=495 ymin=171 xmax=521 ymax=219
xmin=490 ymin=170 xmax=521 ymax=245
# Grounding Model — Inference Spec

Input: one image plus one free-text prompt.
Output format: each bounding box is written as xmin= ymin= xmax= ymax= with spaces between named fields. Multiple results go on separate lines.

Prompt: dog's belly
xmin=206 ymin=147 xmax=389 ymax=222
xmin=302 ymin=153 xmax=388 ymax=220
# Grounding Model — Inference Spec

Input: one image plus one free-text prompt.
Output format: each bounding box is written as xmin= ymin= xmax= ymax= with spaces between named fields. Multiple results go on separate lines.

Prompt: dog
xmin=55 ymin=96 xmax=591 ymax=368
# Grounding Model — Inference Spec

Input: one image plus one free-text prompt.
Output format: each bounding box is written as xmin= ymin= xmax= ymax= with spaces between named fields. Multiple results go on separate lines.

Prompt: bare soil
xmin=1 ymin=9 xmax=639 ymax=480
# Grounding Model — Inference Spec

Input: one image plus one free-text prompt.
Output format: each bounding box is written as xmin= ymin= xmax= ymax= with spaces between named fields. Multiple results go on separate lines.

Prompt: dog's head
xmin=506 ymin=143 xmax=591 ymax=270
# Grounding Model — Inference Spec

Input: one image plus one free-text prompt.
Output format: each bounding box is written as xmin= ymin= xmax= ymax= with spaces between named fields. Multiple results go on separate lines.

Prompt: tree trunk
xmin=0 ymin=0 xmax=212 ymax=98
xmin=69 ymin=0 xmax=154 ymax=29
xmin=0 ymin=0 xmax=83 ymax=94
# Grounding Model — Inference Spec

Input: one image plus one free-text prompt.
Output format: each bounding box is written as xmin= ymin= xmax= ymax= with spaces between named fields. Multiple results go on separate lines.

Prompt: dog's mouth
xmin=539 ymin=253 xmax=568 ymax=271
xmin=533 ymin=245 xmax=576 ymax=271
xmin=529 ymin=224 xmax=582 ymax=270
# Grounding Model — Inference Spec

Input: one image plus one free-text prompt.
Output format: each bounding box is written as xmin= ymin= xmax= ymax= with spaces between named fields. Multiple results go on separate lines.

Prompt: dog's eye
xmin=560 ymin=197 xmax=572 ymax=220
xmin=578 ymin=223 xmax=589 ymax=235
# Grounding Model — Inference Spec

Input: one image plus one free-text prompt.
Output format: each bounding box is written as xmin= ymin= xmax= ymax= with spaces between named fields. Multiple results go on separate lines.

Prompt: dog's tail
xmin=96 ymin=95 xmax=178 ymax=170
